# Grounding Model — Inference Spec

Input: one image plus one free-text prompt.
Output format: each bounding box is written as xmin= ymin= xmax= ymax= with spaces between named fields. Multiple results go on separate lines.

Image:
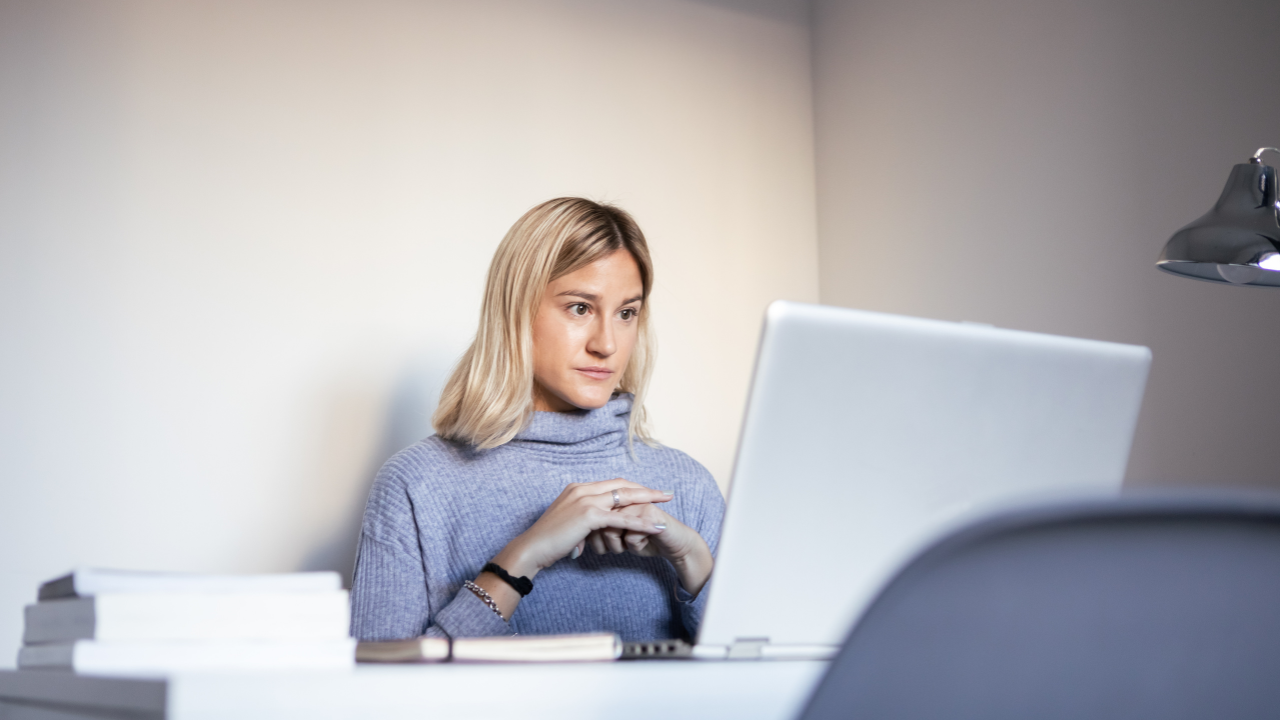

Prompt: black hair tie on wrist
xmin=483 ymin=562 xmax=533 ymax=596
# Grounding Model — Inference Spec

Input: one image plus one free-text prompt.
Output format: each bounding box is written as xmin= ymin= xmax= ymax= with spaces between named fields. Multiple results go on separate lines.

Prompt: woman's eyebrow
xmin=556 ymin=290 xmax=598 ymax=302
xmin=554 ymin=290 xmax=643 ymax=306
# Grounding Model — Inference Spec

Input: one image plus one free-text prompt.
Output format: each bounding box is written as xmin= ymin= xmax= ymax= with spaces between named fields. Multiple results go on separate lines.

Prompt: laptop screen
xmin=697 ymin=302 xmax=1150 ymax=650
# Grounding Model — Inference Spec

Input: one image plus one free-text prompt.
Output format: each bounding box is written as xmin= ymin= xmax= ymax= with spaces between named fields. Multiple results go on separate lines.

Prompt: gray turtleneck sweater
xmin=349 ymin=394 xmax=725 ymax=642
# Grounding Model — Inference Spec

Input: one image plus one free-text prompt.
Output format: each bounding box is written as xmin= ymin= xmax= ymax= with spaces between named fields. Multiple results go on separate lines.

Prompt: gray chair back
xmin=798 ymin=494 xmax=1280 ymax=720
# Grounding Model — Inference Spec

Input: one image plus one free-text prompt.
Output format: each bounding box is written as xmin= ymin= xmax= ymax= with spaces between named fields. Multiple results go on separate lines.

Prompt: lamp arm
xmin=1250 ymin=147 xmax=1280 ymax=164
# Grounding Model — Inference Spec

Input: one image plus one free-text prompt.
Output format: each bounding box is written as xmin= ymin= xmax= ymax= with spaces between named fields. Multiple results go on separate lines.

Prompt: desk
xmin=0 ymin=661 xmax=828 ymax=720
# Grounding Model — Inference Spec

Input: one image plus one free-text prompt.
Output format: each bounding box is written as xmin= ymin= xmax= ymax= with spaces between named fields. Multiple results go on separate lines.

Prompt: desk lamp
xmin=1157 ymin=148 xmax=1280 ymax=286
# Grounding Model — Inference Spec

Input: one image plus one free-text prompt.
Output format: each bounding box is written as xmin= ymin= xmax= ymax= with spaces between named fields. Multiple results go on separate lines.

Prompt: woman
xmin=350 ymin=197 xmax=724 ymax=642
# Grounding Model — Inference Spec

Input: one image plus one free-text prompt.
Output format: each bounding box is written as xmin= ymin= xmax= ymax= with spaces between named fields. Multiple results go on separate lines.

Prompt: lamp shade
xmin=1157 ymin=161 xmax=1280 ymax=286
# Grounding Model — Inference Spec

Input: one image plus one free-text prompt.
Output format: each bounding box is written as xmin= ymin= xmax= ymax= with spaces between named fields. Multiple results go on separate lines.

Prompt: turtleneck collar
xmin=508 ymin=393 xmax=633 ymax=455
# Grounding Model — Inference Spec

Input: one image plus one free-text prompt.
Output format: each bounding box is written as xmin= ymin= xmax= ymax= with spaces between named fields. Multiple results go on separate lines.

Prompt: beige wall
xmin=0 ymin=0 xmax=817 ymax=664
xmin=813 ymin=0 xmax=1280 ymax=489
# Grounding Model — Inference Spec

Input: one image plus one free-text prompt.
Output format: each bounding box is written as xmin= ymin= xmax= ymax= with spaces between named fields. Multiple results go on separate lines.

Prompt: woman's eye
xmin=619 ymin=308 xmax=636 ymax=320
xmin=570 ymin=303 xmax=589 ymax=316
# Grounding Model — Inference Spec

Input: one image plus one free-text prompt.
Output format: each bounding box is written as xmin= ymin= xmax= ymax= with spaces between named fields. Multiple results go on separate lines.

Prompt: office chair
xmin=798 ymin=494 xmax=1280 ymax=720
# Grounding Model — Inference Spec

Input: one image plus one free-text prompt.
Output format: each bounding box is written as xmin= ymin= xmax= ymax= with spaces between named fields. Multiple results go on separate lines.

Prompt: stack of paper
xmin=18 ymin=568 xmax=355 ymax=675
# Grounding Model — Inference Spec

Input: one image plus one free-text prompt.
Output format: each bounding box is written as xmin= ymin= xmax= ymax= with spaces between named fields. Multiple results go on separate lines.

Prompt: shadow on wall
xmin=297 ymin=356 xmax=453 ymax=588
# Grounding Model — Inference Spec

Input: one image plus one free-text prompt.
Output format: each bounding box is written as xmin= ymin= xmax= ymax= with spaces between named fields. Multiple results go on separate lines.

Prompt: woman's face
xmin=531 ymin=249 xmax=644 ymax=412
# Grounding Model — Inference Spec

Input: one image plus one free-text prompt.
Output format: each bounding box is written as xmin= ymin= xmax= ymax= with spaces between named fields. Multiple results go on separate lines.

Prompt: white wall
xmin=813 ymin=0 xmax=1280 ymax=488
xmin=0 ymin=0 xmax=817 ymax=664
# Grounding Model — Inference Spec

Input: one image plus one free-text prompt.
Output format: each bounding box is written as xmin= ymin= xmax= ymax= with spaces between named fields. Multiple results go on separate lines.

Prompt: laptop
xmin=658 ymin=301 xmax=1151 ymax=661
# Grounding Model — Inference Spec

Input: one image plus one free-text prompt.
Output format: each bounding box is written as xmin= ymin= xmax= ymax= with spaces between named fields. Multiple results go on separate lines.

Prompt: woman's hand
xmin=474 ymin=479 xmax=670 ymax=620
xmin=490 ymin=479 xmax=670 ymax=580
xmin=586 ymin=500 xmax=714 ymax=597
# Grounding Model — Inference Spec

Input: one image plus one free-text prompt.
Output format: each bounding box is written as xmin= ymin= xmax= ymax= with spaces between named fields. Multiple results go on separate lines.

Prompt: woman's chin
xmin=564 ymin=388 xmax=615 ymax=410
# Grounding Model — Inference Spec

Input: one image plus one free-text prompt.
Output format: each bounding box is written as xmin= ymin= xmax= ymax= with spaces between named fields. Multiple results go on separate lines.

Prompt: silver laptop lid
xmin=696 ymin=302 xmax=1151 ymax=651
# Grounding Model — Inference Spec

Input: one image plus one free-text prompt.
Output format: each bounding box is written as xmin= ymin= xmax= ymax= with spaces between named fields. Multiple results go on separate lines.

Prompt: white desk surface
xmin=0 ymin=660 xmax=829 ymax=720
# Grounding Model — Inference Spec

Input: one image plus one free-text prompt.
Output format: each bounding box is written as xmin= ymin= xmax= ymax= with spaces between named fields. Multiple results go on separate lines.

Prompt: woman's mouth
xmin=575 ymin=367 xmax=614 ymax=381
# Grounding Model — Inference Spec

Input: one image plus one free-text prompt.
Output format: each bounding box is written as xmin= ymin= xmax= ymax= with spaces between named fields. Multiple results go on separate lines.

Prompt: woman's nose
xmin=587 ymin=316 xmax=616 ymax=357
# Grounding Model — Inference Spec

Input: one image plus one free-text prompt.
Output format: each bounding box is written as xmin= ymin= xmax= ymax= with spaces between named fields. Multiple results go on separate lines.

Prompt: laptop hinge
xmin=727 ymin=637 xmax=770 ymax=660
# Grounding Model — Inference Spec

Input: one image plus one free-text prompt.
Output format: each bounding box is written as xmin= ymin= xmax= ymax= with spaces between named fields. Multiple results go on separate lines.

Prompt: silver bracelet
xmin=463 ymin=579 xmax=506 ymax=620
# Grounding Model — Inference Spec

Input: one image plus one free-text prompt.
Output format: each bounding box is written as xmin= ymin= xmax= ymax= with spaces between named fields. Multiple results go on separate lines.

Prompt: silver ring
xmin=611 ymin=489 xmax=621 ymax=509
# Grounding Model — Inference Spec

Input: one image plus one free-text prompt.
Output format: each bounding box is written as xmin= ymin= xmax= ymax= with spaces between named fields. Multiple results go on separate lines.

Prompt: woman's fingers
xmin=612 ymin=503 xmax=669 ymax=555
xmin=593 ymin=508 xmax=663 ymax=534
xmin=523 ymin=480 xmax=669 ymax=567
xmin=616 ymin=502 xmax=667 ymax=523
xmin=624 ymin=531 xmax=650 ymax=554
xmin=602 ymin=528 xmax=626 ymax=554
xmin=590 ymin=485 xmax=673 ymax=511
xmin=613 ymin=503 xmax=688 ymax=560
xmin=569 ymin=479 xmax=672 ymax=505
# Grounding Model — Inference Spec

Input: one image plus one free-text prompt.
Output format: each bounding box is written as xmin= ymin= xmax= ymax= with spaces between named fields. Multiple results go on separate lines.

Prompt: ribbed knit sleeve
xmin=668 ymin=451 xmax=725 ymax=638
xmin=349 ymin=460 xmax=512 ymax=640
xmin=430 ymin=584 xmax=512 ymax=638
xmin=350 ymin=532 xmax=429 ymax=640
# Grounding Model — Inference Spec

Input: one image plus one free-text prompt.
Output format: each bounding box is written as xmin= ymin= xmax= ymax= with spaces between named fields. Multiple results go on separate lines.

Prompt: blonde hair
xmin=433 ymin=197 xmax=656 ymax=450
